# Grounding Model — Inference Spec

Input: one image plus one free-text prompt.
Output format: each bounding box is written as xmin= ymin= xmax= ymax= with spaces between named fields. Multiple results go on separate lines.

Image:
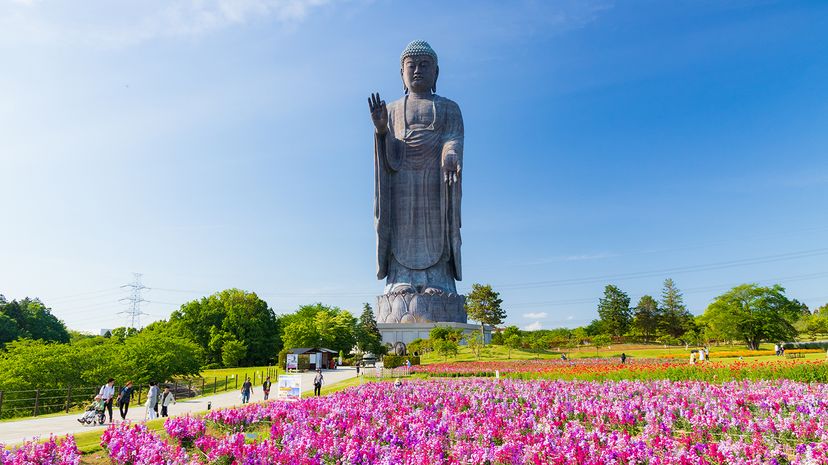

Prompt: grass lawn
xmin=198 ymin=365 xmax=281 ymax=381
xmin=164 ymin=365 xmax=282 ymax=399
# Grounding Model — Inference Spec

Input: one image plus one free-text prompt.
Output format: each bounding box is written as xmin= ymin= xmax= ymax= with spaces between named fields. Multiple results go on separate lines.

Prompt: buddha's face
xmin=401 ymin=55 xmax=437 ymax=94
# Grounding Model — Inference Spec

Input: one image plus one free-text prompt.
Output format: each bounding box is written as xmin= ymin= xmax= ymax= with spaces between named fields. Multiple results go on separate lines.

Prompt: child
xmin=160 ymin=386 xmax=176 ymax=417
xmin=262 ymin=376 xmax=272 ymax=401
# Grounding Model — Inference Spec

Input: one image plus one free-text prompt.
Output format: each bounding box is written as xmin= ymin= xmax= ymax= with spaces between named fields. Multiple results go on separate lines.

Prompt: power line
xmin=46 ymin=287 xmax=123 ymax=303
xmin=118 ymin=273 xmax=148 ymax=329
xmin=494 ymin=247 xmax=828 ymax=290
xmin=483 ymin=225 xmax=828 ymax=270
xmin=508 ymin=270 xmax=828 ymax=308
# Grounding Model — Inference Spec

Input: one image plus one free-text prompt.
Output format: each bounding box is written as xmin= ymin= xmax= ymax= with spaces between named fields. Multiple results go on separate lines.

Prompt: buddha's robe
xmin=374 ymin=94 xmax=463 ymax=294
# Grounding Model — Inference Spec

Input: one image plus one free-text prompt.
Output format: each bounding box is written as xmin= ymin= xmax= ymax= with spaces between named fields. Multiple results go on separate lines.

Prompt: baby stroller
xmin=77 ymin=396 xmax=106 ymax=425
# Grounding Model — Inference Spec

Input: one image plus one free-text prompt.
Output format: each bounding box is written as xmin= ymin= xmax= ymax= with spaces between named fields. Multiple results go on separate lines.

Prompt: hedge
xmin=783 ymin=341 xmax=828 ymax=350
xmin=383 ymin=355 xmax=421 ymax=369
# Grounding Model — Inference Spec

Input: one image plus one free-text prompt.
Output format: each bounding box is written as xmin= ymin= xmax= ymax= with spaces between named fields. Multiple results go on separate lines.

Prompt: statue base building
xmin=375 ymin=292 xmax=466 ymax=324
xmin=375 ymin=292 xmax=492 ymax=355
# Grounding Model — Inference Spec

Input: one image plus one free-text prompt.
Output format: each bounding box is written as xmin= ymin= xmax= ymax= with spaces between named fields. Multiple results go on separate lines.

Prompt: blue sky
xmin=1 ymin=0 xmax=827 ymax=333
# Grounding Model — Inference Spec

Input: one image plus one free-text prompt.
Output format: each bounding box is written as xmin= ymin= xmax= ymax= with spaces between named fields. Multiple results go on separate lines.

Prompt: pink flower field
xmin=5 ymin=378 xmax=828 ymax=464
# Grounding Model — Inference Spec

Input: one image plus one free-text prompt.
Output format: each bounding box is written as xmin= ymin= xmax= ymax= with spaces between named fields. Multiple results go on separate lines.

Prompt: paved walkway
xmin=0 ymin=368 xmax=357 ymax=445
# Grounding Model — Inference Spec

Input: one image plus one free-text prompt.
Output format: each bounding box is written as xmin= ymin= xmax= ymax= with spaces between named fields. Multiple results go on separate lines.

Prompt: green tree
xmin=221 ymin=339 xmax=247 ymax=367
xmin=355 ymin=303 xmax=386 ymax=356
xmin=429 ymin=326 xmax=464 ymax=343
xmin=505 ymin=334 xmax=522 ymax=359
xmin=407 ymin=338 xmax=431 ymax=355
xmin=433 ymin=339 xmax=458 ymax=361
xmin=584 ymin=319 xmax=604 ymax=336
xmin=592 ymin=334 xmax=612 ymax=355
xmin=109 ymin=327 xmax=138 ymax=342
xmin=0 ymin=328 xmax=201 ymax=399
xmin=547 ymin=328 xmax=573 ymax=349
xmin=116 ymin=325 xmax=203 ymax=383
xmin=632 ymin=295 xmax=660 ymax=342
xmin=465 ymin=283 xmax=506 ymax=344
xmin=701 ymin=284 xmax=802 ymax=350
xmin=597 ymin=285 xmax=631 ymax=337
xmin=170 ymin=289 xmax=280 ymax=366
xmin=0 ymin=298 xmax=69 ymax=343
xmin=280 ymin=303 xmax=356 ymax=354
xmin=0 ymin=313 xmax=22 ymax=346
xmin=795 ymin=313 xmax=828 ymax=341
xmin=571 ymin=327 xmax=588 ymax=345
xmin=659 ymin=279 xmax=694 ymax=338
xmin=527 ymin=332 xmax=548 ymax=359
xmin=502 ymin=325 xmax=521 ymax=339
xmin=657 ymin=334 xmax=681 ymax=346
xmin=465 ymin=331 xmax=483 ymax=359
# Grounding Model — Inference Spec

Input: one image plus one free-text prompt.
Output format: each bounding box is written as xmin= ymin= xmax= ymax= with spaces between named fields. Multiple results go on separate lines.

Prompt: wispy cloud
xmin=522 ymin=321 xmax=543 ymax=331
xmin=1 ymin=0 xmax=332 ymax=47
xmin=523 ymin=252 xmax=618 ymax=266
xmin=522 ymin=312 xmax=548 ymax=319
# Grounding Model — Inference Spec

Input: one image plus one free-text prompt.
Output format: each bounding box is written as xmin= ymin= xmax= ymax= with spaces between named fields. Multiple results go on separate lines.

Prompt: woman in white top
xmin=98 ymin=378 xmax=116 ymax=423
xmin=145 ymin=381 xmax=159 ymax=420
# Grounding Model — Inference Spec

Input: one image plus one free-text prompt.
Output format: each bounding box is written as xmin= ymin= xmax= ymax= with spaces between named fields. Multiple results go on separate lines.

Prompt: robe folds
xmin=374 ymin=95 xmax=463 ymax=291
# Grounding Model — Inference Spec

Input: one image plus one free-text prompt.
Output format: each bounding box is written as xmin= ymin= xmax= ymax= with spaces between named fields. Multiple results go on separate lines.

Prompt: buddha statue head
xmin=400 ymin=40 xmax=439 ymax=94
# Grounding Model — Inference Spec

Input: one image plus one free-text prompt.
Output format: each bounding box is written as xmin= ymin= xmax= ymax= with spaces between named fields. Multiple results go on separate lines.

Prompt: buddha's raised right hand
xmin=368 ymin=92 xmax=388 ymax=135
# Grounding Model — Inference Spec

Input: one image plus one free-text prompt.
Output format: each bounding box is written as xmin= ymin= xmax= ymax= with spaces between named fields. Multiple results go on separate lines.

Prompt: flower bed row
xmin=413 ymin=358 xmax=828 ymax=382
xmin=0 ymin=436 xmax=80 ymax=465
xmin=100 ymin=378 xmax=828 ymax=464
xmin=7 ymin=377 xmax=828 ymax=464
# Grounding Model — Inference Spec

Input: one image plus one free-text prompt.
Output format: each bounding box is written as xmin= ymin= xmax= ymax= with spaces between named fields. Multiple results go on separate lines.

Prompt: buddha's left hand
xmin=443 ymin=153 xmax=461 ymax=185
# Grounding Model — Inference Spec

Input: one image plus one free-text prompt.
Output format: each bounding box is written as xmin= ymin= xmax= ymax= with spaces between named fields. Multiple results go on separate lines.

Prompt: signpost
xmin=277 ymin=375 xmax=302 ymax=400
xmin=286 ymin=354 xmax=299 ymax=371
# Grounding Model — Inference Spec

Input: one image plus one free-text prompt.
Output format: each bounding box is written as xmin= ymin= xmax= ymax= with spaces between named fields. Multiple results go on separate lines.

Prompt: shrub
xmin=784 ymin=341 xmax=828 ymax=350
xmin=277 ymin=348 xmax=289 ymax=369
xmin=382 ymin=355 xmax=420 ymax=369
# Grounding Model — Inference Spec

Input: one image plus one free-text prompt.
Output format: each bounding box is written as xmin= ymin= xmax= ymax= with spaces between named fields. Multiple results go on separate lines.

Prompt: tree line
xmin=0 ymin=288 xmax=387 ymax=397
xmin=560 ymin=279 xmax=814 ymax=351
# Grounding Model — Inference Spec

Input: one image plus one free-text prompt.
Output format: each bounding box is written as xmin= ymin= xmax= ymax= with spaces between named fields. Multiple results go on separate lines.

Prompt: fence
xmin=0 ymin=366 xmax=280 ymax=420
xmin=0 ymin=385 xmax=101 ymax=419
xmin=370 ymin=365 xmax=413 ymax=379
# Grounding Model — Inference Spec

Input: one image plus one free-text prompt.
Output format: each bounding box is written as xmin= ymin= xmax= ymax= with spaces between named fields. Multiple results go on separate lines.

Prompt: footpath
xmin=0 ymin=367 xmax=357 ymax=445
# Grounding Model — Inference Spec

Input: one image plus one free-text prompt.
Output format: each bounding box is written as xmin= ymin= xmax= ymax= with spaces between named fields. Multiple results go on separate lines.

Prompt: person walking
xmin=241 ymin=377 xmax=253 ymax=404
xmin=313 ymin=369 xmax=324 ymax=396
xmin=356 ymin=363 xmax=361 ymax=376
xmin=620 ymin=353 xmax=627 ymax=364
xmin=160 ymin=386 xmax=175 ymax=417
xmin=98 ymin=378 xmax=116 ymax=423
xmin=145 ymin=381 xmax=159 ymax=420
xmin=262 ymin=376 xmax=272 ymax=401
xmin=117 ymin=381 xmax=134 ymax=421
